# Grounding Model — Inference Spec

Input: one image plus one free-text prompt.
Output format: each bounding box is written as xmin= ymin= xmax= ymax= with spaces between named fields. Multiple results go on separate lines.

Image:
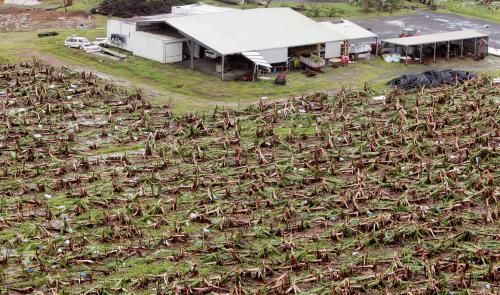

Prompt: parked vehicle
xmin=64 ymin=37 xmax=91 ymax=49
xmin=399 ymin=28 xmax=418 ymax=38
xmin=204 ymin=49 xmax=218 ymax=59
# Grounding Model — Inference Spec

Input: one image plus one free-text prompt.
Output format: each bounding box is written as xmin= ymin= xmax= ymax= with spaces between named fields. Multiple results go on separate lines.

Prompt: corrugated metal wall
xmin=325 ymin=42 xmax=342 ymax=58
xmin=133 ymin=32 xmax=183 ymax=63
xmin=258 ymin=48 xmax=288 ymax=64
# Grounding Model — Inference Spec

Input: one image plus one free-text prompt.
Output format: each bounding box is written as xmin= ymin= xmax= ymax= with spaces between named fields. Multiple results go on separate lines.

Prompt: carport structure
xmin=382 ymin=30 xmax=489 ymax=64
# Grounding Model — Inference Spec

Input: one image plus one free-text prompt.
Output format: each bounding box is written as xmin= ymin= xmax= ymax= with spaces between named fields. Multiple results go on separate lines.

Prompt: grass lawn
xmin=438 ymin=0 xmax=500 ymax=24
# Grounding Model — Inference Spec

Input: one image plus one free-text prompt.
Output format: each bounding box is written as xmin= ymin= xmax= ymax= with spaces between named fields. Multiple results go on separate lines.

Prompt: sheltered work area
xmin=164 ymin=7 xmax=346 ymax=80
xmin=106 ymin=5 xmax=347 ymax=80
xmin=382 ymin=30 xmax=489 ymax=64
xmin=241 ymin=51 xmax=272 ymax=81
xmin=319 ymin=20 xmax=378 ymax=58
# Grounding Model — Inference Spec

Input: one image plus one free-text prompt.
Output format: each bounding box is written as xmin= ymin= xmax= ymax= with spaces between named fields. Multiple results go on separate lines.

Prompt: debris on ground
xmin=0 ymin=60 xmax=498 ymax=294
xmin=387 ymin=69 xmax=476 ymax=89
xmin=372 ymin=95 xmax=386 ymax=101
xmin=382 ymin=53 xmax=401 ymax=63
xmin=83 ymin=39 xmax=127 ymax=61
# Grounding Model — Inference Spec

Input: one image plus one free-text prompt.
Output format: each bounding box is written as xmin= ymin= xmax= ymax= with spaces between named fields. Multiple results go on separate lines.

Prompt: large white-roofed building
xmin=106 ymin=3 xmax=349 ymax=80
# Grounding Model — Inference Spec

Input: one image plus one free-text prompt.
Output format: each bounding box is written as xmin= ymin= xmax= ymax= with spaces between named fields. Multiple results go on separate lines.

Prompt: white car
xmin=64 ymin=37 xmax=91 ymax=49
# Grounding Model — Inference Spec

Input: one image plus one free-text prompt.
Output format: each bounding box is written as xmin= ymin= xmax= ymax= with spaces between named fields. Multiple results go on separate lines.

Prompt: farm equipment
xmin=299 ymin=53 xmax=325 ymax=69
xmin=274 ymin=74 xmax=287 ymax=85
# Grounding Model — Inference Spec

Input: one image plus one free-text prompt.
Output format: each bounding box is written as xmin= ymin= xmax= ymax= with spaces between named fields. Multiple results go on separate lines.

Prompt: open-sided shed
xmin=106 ymin=5 xmax=348 ymax=79
xmin=164 ymin=7 xmax=346 ymax=78
xmin=382 ymin=30 xmax=489 ymax=64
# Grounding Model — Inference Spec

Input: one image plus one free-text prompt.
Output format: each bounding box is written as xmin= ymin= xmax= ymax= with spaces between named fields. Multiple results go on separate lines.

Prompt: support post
xmin=446 ymin=41 xmax=450 ymax=60
xmin=474 ymin=38 xmax=477 ymax=56
xmin=375 ymin=37 xmax=379 ymax=57
xmin=420 ymin=44 xmax=423 ymax=64
xmin=433 ymin=42 xmax=436 ymax=62
xmin=485 ymin=37 xmax=489 ymax=56
xmin=221 ymin=55 xmax=225 ymax=81
xmin=405 ymin=46 xmax=408 ymax=65
xmin=189 ymin=40 xmax=194 ymax=70
xmin=460 ymin=39 xmax=464 ymax=58
xmin=317 ymin=43 xmax=321 ymax=57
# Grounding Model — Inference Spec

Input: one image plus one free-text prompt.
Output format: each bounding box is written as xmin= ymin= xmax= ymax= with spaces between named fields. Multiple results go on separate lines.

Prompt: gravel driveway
xmin=352 ymin=10 xmax=500 ymax=48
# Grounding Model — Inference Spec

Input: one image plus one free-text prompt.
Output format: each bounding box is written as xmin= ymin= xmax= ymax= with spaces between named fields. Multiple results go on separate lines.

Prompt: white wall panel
xmin=325 ymin=42 xmax=341 ymax=58
xmin=133 ymin=33 xmax=165 ymax=63
xmin=258 ymin=47 xmax=288 ymax=64
xmin=164 ymin=42 xmax=183 ymax=63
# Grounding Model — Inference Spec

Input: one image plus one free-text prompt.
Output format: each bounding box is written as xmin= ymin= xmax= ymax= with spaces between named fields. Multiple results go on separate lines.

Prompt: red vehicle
xmin=399 ymin=28 xmax=418 ymax=38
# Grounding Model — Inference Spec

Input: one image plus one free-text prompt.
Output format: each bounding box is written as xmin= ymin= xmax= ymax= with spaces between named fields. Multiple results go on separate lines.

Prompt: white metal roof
xmin=121 ymin=14 xmax=172 ymax=24
xmin=319 ymin=20 xmax=377 ymax=41
xmin=134 ymin=31 xmax=186 ymax=43
xmin=165 ymin=7 xmax=346 ymax=55
xmin=241 ymin=51 xmax=272 ymax=70
xmin=119 ymin=3 xmax=234 ymax=24
xmin=382 ymin=30 xmax=488 ymax=46
xmin=171 ymin=2 xmax=237 ymax=16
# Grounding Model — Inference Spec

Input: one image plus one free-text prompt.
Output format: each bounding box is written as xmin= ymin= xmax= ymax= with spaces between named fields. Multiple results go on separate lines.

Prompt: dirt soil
xmin=353 ymin=10 xmax=500 ymax=48
xmin=0 ymin=6 xmax=94 ymax=32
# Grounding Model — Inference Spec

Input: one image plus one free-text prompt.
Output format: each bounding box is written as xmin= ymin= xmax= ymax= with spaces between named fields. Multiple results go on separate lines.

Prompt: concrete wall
xmin=107 ymin=20 xmax=136 ymax=52
xmin=259 ymin=47 xmax=288 ymax=64
xmin=325 ymin=42 xmax=341 ymax=58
